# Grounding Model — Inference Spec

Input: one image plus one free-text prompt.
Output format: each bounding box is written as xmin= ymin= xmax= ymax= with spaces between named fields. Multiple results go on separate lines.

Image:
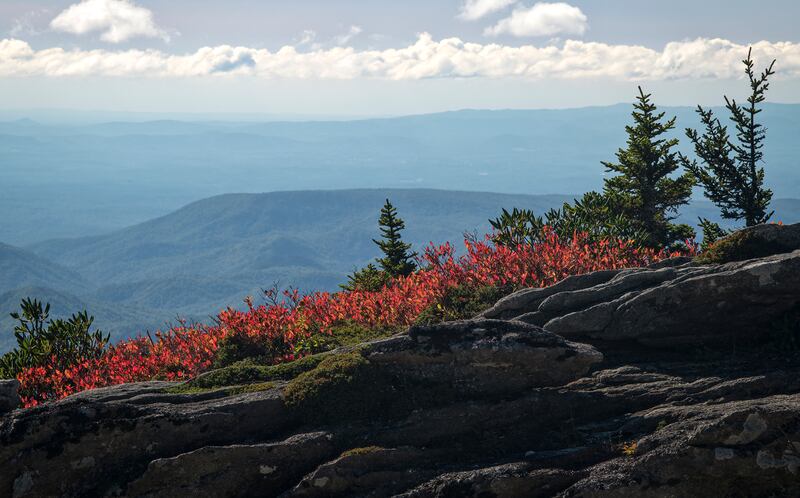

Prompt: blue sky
xmin=1 ymin=0 xmax=799 ymax=116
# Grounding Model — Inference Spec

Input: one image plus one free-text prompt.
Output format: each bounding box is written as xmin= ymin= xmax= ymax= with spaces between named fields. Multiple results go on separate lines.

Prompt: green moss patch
xmin=226 ymin=382 xmax=277 ymax=395
xmin=283 ymin=352 xmax=379 ymax=421
xmin=172 ymin=353 xmax=327 ymax=393
xmin=164 ymin=381 xmax=276 ymax=396
xmin=340 ymin=446 xmax=386 ymax=458
xmin=697 ymin=229 xmax=792 ymax=264
xmin=283 ymin=351 xmax=459 ymax=424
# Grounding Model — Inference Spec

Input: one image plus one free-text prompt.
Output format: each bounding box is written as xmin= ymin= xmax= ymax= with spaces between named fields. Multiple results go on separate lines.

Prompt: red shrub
xmin=17 ymin=229 xmax=691 ymax=407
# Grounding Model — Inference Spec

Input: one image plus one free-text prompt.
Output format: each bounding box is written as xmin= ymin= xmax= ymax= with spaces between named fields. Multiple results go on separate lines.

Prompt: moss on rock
xmin=697 ymin=226 xmax=795 ymax=264
xmin=174 ymin=353 xmax=328 ymax=393
xmin=282 ymin=349 xmax=459 ymax=424
xmin=164 ymin=381 xmax=276 ymax=396
xmin=339 ymin=446 xmax=386 ymax=458
xmin=165 ymin=323 xmax=401 ymax=397
xmin=283 ymin=352 xmax=381 ymax=421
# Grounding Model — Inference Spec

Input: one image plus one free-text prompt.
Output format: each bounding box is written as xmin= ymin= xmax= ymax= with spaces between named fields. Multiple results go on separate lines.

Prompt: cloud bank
xmin=0 ymin=35 xmax=798 ymax=81
xmin=486 ymin=2 xmax=588 ymax=38
xmin=50 ymin=0 xmax=168 ymax=43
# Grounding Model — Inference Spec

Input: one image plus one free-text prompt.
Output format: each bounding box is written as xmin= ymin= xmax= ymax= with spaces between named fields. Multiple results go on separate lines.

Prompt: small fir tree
xmin=682 ymin=48 xmax=775 ymax=227
xmin=373 ymin=199 xmax=416 ymax=277
xmin=602 ymin=87 xmax=695 ymax=248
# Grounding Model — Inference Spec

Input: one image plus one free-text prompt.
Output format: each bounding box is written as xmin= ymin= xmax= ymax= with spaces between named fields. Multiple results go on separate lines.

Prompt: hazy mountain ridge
xmin=2 ymin=105 xmax=798 ymax=245
xmin=0 ymin=242 xmax=90 ymax=294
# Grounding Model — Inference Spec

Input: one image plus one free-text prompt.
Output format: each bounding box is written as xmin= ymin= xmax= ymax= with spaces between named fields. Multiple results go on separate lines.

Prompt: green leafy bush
xmin=298 ymin=321 xmax=401 ymax=354
xmin=490 ymin=192 xmax=648 ymax=247
xmin=213 ymin=332 xmax=281 ymax=368
xmin=546 ymin=192 xmax=652 ymax=244
xmin=0 ymin=298 xmax=109 ymax=379
xmin=489 ymin=207 xmax=541 ymax=247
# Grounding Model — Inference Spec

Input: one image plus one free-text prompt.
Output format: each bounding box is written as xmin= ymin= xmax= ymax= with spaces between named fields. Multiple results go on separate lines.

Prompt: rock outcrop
xmin=483 ymin=250 xmax=800 ymax=347
xmin=3 ymin=224 xmax=800 ymax=497
xmin=0 ymin=379 xmax=20 ymax=415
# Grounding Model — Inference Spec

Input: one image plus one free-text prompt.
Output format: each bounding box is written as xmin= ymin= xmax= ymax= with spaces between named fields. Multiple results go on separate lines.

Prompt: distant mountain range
xmin=2 ymin=188 xmax=800 ymax=353
xmin=1 ymin=104 xmax=798 ymax=246
xmin=0 ymin=189 xmax=568 ymax=351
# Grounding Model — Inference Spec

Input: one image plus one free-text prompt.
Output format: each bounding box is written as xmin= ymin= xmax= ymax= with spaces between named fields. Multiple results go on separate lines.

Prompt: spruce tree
xmin=682 ymin=48 xmax=775 ymax=227
xmin=373 ymin=199 xmax=416 ymax=277
xmin=602 ymin=87 xmax=695 ymax=248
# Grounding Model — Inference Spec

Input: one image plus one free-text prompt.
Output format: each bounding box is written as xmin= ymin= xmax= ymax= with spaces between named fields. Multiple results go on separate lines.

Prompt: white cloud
xmin=486 ymin=2 xmax=588 ymax=38
xmin=297 ymin=30 xmax=317 ymax=46
xmin=458 ymin=0 xmax=518 ymax=21
xmin=50 ymin=0 xmax=168 ymax=43
xmin=333 ymin=25 xmax=363 ymax=46
xmin=0 ymin=36 xmax=797 ymax=82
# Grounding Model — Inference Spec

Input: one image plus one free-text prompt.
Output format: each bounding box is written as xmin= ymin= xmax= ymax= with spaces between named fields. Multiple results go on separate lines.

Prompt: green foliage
xmin=602 ymin=87 xmax=695 ymax=248
xmin=547 ymin=191 xmax=651 ymax=243
xmin=415 ymin=285 xmax=506 ymax=326
xmin=297 ymin=321 xmax=401 ymax=355
xmin=489 ymin=207 xmax=540 ymax=246
xmin=682 ymin=49 xmax=775 ymax=227
xmin=374 ymin=199 xmax=417 ymax=278
xmin=340 ymin=263 xmax=390 ymax=292
xmin=0 ymin=298 xmax=109 ymax=379
xmin=213 ymin=331 xmax=293 ymax=369
xmin=490 ymin=192 xmax=649 ymax=247
xmin=697 ymin=218 xmax=729 ymax=252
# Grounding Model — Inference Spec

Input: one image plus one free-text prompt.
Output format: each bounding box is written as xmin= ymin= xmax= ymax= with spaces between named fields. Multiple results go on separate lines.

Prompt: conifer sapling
xmin=374 ymin=199 xmax=417 ymax=277
xmin=681 ymin=48 xmax=776 ymax=228
xmin=602 ymin=87 xmax=695 ymax=248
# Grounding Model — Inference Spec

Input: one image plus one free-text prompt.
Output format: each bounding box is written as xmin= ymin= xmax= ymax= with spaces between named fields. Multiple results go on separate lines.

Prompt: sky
xmin=1 ymin=0 xmax=799 ymax=117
